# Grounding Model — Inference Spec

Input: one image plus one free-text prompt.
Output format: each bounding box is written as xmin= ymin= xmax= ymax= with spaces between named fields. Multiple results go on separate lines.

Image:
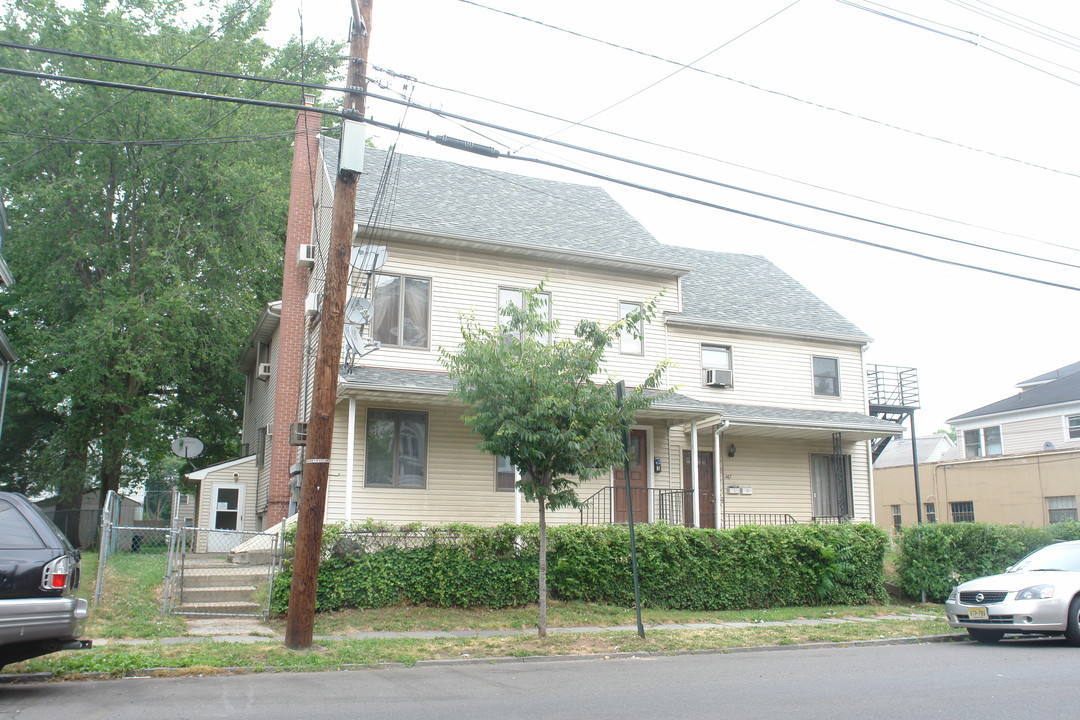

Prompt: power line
xmin=10 ymin=41 xmax=1080 ymax=268
xmin=455 ymin=0 xmax=1080 ymax=181
xmin=0 ymin=127 xmax=307 ymax=147
xmin=360 ymin=115 xmax=1080 ymax=293
xmin=5 ymin=63 xmax=1079 ymax=277
xmin=370 ymin=64 xmax=1080 ymax=257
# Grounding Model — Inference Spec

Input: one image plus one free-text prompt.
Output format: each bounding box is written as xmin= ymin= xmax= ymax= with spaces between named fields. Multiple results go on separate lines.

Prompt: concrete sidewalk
xmin=88 ymin=613 xmax=943 ymax=646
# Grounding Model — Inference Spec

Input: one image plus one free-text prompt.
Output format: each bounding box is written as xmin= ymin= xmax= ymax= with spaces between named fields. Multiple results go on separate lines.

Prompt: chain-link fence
xmin=162 ymin=526 xmax=282 ymax=618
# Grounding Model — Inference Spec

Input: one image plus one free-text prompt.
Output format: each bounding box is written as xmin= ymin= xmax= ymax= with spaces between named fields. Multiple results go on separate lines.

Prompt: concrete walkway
xmin=87 ymin=613 xmax=943 ymax=646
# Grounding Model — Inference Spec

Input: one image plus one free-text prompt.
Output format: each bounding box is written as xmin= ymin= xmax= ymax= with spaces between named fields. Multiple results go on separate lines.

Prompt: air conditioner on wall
xmin=297 ymin=243 xmax=316 ymax=267
xmin=256 ymin=362 xmax=272 ymax=380
xmin=305 ymin=292 xmax=322 ymax=317
xmin=705 ymin=369 xmax=732 ymax=387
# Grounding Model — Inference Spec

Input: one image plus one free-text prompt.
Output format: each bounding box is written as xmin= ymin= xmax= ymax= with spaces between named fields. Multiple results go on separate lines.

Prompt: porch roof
xmin=338 ymin=367 xmax=903 ymax=440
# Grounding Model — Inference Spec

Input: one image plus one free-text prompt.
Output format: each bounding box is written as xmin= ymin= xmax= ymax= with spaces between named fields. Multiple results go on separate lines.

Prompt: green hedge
xmin=895 ymin=521 xmax=1080 ymax=602
xmin=271 ymin=520 xmax=888 ymax=614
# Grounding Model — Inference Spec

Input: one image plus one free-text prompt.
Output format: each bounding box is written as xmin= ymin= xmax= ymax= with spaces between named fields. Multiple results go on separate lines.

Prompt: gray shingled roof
xmin=1017 ymin=360 xmax=1080 ymax=388
xmin=949 ymin=369 xmax=1080 ymax=422
xmin=342 ymin=368 xmax=898 ymax=435
xmin=323 ymin=140 xmax=867 ymax=342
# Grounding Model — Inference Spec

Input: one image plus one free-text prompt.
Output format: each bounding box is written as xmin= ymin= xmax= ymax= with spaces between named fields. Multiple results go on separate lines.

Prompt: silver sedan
xmin=945 ymin=539 xmax=1080 ymax=644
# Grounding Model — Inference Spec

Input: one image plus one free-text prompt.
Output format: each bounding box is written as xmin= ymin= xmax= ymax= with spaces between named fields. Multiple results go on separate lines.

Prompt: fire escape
xmin=867 ymin=365 xmax=920 ymax=462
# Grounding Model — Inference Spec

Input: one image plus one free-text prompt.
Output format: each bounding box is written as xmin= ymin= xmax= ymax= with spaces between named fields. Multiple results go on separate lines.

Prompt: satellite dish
xmin=343 ymin=323 xmax=365 ymax=356
xmin=350 ymin=245 xmax=387 ymax=272
xmin=171 ymin=437 xmax=204 ymax=459
xmin=345 ymin=297 xmax=372 ymax=326
xmin=1044 ymin=441 xmax=1056 ymax=451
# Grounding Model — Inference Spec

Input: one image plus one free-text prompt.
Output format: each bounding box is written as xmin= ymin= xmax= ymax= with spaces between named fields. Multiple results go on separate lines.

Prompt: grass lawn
xmin=2 ymin=550 xmax=957 ymax=678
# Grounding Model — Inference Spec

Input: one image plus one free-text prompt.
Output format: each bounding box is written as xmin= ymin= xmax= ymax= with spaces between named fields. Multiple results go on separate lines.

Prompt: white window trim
xmin=373 ymin=273 xmax=433 ymax=350
xmin=1065 ymin=414 xmax=1080 ymax=441
xmin=700 ymin=344 xmax=733 ymax=388
xmin=811 ymin=355 xmax=841 ymax=398
xmin=618 ymin=301 xmax=644 ymax=356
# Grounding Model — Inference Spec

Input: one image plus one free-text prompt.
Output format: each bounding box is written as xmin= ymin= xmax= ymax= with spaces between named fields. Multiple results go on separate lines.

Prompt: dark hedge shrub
xmin=271 ymin=520 xmax=888 ymax=615
xmin=894 ymin=521 xmax=1080 ymax=601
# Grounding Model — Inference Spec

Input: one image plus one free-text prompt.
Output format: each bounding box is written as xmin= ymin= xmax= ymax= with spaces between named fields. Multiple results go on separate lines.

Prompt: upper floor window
xmin=498 ymin=287 xmax=551 ymax=344
xmin=619 ymin=301 xmax=643 ymax=355
xmin=365 ymin=409 xmax=428 ymax=488
xmin=963 ymin=426 xmax=1002 ymax=457
xmin=372 ymin=274 xmax=431 ymax=348
xmin=812 ymin=356 xmax=840 ymax=396
xmin=1068 ymin=414 xmax=1080 ymax=440
xmin=701 ymin=345 xmax=732 ymax=388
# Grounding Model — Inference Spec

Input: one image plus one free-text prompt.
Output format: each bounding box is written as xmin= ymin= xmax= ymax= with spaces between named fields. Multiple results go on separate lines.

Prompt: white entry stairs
xmin=174 ymin=554 xmax=273 ymax=616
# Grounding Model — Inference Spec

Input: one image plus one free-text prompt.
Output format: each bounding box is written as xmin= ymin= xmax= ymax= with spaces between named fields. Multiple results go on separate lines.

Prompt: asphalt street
xmin=1 ymin=637 xmax=1075 ymax=719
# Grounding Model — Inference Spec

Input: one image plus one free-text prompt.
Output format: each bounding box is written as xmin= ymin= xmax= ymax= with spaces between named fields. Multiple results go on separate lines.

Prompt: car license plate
xmin=967 ymin=606 xmax=989 ymax=620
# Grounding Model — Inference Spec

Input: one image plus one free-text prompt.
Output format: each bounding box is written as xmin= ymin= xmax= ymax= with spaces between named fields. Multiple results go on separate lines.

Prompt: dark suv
xmin=0 ymin=492 xmax=91 ymax=669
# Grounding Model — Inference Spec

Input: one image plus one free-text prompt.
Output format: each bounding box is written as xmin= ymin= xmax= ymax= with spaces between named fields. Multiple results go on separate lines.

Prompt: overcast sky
xmin=263 ymin=0 xmax=1080 ymax=432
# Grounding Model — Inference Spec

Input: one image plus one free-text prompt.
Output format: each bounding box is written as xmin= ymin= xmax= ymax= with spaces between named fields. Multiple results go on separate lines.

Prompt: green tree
xmin=0 ymin=0 xmax=340 ymax=508
xmin=441 ymin=282 xmax=671 ymax=636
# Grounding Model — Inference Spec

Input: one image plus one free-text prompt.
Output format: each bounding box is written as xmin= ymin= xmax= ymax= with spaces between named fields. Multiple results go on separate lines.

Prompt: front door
xmin=613 ymin=429 xmax=648 ymax=523
xmin=208 ymin=483 xmax=244 ymax=552
xmin=682 ymin=450 xmax=716 ymax=528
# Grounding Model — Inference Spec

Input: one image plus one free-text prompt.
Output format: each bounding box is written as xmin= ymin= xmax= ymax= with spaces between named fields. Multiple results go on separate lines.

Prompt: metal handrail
xmin=579 ymin=486 xmax=693 ymax=526
xmin=719 ymin=513 xmax=798 ymax=528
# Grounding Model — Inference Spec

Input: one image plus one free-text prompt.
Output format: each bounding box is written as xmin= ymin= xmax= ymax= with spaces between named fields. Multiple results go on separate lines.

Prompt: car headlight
xmin=1015 ymin=584 xmax=1055 ymax=600
xmin=947 ymin=587 xmax=958 ymax=603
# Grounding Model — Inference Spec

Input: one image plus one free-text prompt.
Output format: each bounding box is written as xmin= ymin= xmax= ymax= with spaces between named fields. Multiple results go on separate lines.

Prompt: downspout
xmin=345 ymin=397 xmax=356 ymax=522
xmin=713 ymin=420 xmax=729 ymax=528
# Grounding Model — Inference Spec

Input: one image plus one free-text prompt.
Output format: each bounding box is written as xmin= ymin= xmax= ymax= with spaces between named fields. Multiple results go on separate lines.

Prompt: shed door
xmin=208 ymin=483 xmax=245 ymax=552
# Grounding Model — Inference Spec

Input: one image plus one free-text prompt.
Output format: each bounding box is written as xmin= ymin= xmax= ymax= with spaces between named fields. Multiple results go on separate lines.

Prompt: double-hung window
xmin=812 ymin=356 xmax=840 ymax=397
xmin=701 ymin=345 xmax=733 ymax=387
xmin=619 ymin=302 xmax=644 ymax=355
xmin=365 ymin=409 xmax=428 ymax=488
xmin=498 ymin=287 xmax=551 ymax=344
xmin=924 ymin=502 xmax=937 ymax=523
xmin=495 ymin=456 xmax=517 ymax=492
xmin=1067 ymin=415 xmax=1080 ymax=440
xmin=372 ymin=274 xmax=431 ymax=348
xmin=963 ymin=426 xmax=1002 ymax=457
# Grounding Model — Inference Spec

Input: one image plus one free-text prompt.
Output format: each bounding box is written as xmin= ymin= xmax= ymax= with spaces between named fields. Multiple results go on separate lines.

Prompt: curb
xmin=0 ymin=633 xmax=966 ymax=684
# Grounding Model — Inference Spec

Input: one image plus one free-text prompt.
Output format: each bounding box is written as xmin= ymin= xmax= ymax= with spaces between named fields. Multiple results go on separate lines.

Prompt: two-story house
xmin=190 ymin=105 xmax=902 ymax=546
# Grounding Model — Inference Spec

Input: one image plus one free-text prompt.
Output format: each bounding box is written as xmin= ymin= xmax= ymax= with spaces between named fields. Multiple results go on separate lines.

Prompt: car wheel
xmin=1065 ymin=596 xmax=1080 ymax=647
xmin=967 ymin=628 xmax=1004 ymax=644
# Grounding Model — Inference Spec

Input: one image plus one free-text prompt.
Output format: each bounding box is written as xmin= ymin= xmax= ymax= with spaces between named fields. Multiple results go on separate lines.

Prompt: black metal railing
xmin=718 ymin=513 xmax=798 ymax=529
xmin=580 ymin=486 xmax=693 ymax=526
xmin=867 ymin=364 xmax=920 ymax=409
xmin=811 ymin=515 xmax=850 ymax=524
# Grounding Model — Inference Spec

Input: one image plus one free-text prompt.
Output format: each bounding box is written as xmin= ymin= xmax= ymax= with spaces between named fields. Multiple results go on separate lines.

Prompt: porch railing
xmin=718 ymin=513 xmax=798 ymax=528
xmin=580 ymin=486 xmax=693 ymax=526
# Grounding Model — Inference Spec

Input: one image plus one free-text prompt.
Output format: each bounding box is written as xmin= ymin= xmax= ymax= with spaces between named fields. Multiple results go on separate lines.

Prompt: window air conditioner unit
xmin=289 ymin=422 xmax=309 ymax=447
xmin=705 ymin=369 xmax=732 ymax=388
xmin=257 ymin=362 xmax=272 ymax=380
xmin=305 ymin=292 xmax=322 ymax=317
xmin=297 ymin=243 xmax=316 ymax=267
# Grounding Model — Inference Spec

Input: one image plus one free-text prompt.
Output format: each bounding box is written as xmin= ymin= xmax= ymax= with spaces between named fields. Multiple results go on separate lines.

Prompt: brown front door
xmin=682 ymin=450 xmax=716 ymax=528
xmin=613 ymin=429 xmax=648 ymax=523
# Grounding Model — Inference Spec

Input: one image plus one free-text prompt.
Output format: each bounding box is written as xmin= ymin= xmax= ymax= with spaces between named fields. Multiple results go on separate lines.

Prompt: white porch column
xmin=514 ymin=469 xmax=522 ymax=525
xmin=690 ymin=420 xmax=700 ymax=528
xmin=713 ymin=425 xmax=722 ymax=528
xmin=345 ymin=397 xmax=356 ymax=522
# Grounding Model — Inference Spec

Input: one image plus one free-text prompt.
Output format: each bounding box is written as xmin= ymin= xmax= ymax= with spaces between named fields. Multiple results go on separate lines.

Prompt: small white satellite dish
xmin=343 ymin=323 xmax=365 ymax=356
xmin=1044 ymin=441 xmax=1056 ymax=451
xmin=350 ymin=245 xmax=387 ymax=272
xmin=345 ymin=297 xmax=372 ymax=326
xmin=171 ymin=437 xmax=204 ymax=459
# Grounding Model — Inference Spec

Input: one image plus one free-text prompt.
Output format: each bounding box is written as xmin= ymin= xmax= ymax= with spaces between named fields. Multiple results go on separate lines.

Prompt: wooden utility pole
xmin=285 ymin=0 xmax=372 ymax=650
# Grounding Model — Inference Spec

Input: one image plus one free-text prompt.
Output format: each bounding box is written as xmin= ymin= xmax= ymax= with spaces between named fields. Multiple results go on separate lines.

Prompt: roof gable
xmin=949 ymin=370 xmax=1080 ymax=422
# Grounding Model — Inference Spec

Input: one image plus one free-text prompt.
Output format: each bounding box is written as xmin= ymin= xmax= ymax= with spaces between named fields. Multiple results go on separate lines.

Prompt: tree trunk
xmin=538 ymin=502 xmax=548 ymax=638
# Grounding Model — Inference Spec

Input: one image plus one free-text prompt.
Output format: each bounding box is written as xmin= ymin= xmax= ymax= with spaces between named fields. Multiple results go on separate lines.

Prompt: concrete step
xmin=181 ymin=566 xmax=273 ymax=588
xmin=173 ymin=600 xmax=263 ymax=615
xmin=181 ymin=585 xmax=258 ymax=603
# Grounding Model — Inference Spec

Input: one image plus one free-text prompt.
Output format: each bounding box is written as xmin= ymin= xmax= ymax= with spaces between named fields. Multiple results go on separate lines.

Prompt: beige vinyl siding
xmin=351 ymin=239 xmax=679 ymax=388
xmin=321 ymin=398 xmax=672 ymax=527
xmin=1002 ymin=415 xmax=1080 ymax=453
xmin=242 ymin=330 xmax=278 ymax=515
xmin=665 ymin=326 xmax=867 ymax=413
xmin=669 ymin=429 xmax=872 ymax=523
